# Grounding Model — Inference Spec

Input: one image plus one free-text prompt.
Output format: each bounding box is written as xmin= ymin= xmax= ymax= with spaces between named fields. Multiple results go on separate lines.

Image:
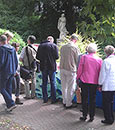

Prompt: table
xmin=35 ymin=72 xmax=115 ymax=111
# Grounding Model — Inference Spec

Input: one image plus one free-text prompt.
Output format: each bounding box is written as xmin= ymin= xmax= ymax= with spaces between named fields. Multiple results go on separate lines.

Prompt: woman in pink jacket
xmin=77 ymin=43 xmax=102 ymax=122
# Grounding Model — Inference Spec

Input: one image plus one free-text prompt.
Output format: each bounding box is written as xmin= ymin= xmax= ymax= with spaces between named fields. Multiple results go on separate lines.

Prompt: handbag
xmin=20 ymin=66 xmax=32 ymax=80
xmin=76 ymin=88 xmax=81 ymax=104
xmin=20 ymin=47 xmax=32 ymax=80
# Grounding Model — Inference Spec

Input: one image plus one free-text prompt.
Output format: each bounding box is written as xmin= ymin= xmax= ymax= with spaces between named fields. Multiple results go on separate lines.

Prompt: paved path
xmin=0 ymin=94 xmax=115 ymax=130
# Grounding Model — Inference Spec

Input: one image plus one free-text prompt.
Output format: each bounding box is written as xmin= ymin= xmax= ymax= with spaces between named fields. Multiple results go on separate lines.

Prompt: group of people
xmin=60 ymin=34 xmax=115 ymax=125
xmin=0 ymin=32 xmax=115 ymax=126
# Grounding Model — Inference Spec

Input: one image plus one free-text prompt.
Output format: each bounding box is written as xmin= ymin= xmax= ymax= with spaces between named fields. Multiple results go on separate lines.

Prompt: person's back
xmin=0 ymin=43 xmax=18 ymax=78
xmin=79 ymin=54 xmax=102 ymax=84
xmin=19 ymin=35 xmax=37 ymax=99
xmin=36 ymin=40 xmax=59 ymax=71
xmin=98 ymin=45 xmax=115 ymax=125
xmin=99 ymin=54 xmax=115 ymax=91
xmin=0 ymin=35 xmax=18 ymax=111
xmin=36 ymin=36 xmax=59 ymax=104
xmin=77 ymin=43 xmax=102 ymax=122
xmin=60 ymin=42 xmax=80 ymax=72
xmin=60 ymin=34 xmax=80 ymax=108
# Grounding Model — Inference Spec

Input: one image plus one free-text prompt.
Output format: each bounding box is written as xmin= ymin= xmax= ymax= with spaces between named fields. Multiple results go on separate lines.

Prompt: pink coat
xmin=77 ymin=53 xmax=102 ymax=84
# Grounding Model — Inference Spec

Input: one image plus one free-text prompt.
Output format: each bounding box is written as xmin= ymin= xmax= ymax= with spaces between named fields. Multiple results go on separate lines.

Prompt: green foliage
xmin=0 ymin=0 xmax=114 ymax=59
xmin=57 ymin=31 xmax=101 ymax=62
xmin=0 ymin=28 xmax=26 ymax=53
xmin=77 ymin=0 xmax=115 ymax=58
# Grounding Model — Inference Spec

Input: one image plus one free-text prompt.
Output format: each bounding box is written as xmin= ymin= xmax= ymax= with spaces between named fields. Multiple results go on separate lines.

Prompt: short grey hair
xmin=71 ymin=34 xmax=78 ymax=40
xmin=87 ymin=43 xmax=97 ymax=53
xmin=47 ymin=36 xmax=54 ymax=43
xmin=0 ymin=35 xmax=7 ymax=42
xmin=104 ymin=45 xmax=115 ymax=55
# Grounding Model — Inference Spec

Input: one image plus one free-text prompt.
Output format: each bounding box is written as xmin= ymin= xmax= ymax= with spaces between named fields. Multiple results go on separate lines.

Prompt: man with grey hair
xmin=0 ymin=35 xmax=18 ymax=111
xmin=36 ymin=36 xmax=59 ymax=103
xmin=60 ymin=34 xmax=80 ymax=109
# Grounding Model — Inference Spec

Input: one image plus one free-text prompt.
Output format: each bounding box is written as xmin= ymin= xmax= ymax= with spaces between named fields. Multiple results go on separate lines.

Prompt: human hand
xmin=98 ymin=87 xmax=102 ymax=92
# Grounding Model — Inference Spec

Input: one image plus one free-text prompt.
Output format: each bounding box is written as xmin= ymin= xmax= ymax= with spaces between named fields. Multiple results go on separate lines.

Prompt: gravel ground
xmin=0 ymin=116 xmax=33 ymax=130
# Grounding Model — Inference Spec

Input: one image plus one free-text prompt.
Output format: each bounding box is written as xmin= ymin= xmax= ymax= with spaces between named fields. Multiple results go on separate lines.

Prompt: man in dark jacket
xmin=0 ymin=35 xmax=18 ymax=111
xmin=36 ymin=36 xmax=59 ymax=103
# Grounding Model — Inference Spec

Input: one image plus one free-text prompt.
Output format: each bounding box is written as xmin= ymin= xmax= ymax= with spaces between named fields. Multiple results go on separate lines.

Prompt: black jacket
xmin=36 ymin=41 xmax=59 ymax=71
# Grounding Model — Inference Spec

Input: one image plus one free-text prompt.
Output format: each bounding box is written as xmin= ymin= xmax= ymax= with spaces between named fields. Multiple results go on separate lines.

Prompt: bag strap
xmin=28 ymin=44 xmax=40 ymax=63
xmin=28 ymin=44 xmax=37 ymax=53
xmin=26 ymin=46 xmax=31 ymax=69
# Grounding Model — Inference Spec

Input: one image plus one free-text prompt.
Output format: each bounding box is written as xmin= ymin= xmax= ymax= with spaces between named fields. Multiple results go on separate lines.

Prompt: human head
xmin=87 ymin=43 xmax=97 ymax=53
xmin=0 ymin=35 xmax=7 ymax=45
xmin=47 ymin=36 xmax=54 ymax=43
xmin=104 ymin=45 xmax=115 ymax=56
xmin=11 ymin=42 xmax=20 ymax=52
xmin=61 ymin=13 xmax=65 ymax=17
xmin=4 ymin=31 xmax=14 ymax=42
xmin=70 ymin=34 xmax=78 ymax=43
xmin=27 ymin=35 xmax=36 ymax=44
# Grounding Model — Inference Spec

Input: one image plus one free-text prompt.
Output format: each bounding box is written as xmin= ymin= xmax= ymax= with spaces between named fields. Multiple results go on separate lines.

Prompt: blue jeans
xmin=0 ymin=75 xmax=15 ymax=108
xmin=42 ymin=70 xmax=56 ymax=102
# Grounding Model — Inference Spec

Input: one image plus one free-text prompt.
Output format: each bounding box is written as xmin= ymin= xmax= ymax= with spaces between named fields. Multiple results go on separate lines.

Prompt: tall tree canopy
xmin=0 ymin=0 xmax=114 ymax=50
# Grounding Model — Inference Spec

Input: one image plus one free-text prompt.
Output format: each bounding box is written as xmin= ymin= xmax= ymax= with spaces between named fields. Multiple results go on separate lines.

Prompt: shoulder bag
xmin=20 ymin=47 xmax=32 ymax=80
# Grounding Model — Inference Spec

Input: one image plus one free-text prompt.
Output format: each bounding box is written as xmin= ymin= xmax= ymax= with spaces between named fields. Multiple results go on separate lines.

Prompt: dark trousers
xmin=12 ymin=75 xmax=20 ymax=97
xmin=81 ymin=84 xmax=97 ymax=118
xmin=0 ymin=75 xmax=15 ymax=108
xmin=42 ymin=70 xmax=56 ymax=102
xmin=102 ymin=91 xmax=114 ymax=123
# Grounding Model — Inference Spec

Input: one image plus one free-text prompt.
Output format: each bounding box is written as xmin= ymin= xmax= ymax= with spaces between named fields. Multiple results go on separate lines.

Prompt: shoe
xmin=15 ymin=98 xmax=23 ymax=105
xmin=88 ymin=118 xmax=94 ymax=122
xmin=101 ymin=120 xmax=113 ymax=125
xmin=6 ymin=105 xmax=16 ymax=112
xmin=31 ymin=96 xmax=36 ymax=99
xmin=51 ymin=99 xmax=58 ymax=104
xmin=63 ymin=104 xmax=66 ymax=107
xmin=66 ymin=104 xmax=77 ymax=109
xmin=79 ymin=116 xmax=87 ymax=121
xmin=43 ymin=100 xmax=48 ymax=103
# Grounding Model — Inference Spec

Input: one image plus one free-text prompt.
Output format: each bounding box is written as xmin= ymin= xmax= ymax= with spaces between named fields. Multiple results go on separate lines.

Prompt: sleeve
xmin=20 ymin=47 xmax=25 ymax=59
xmin=14 ymin=50 xmax=18 ymax=71
xmin=77 ymin=55 xmax=84 ymax=80
xmin=0 ymin=48 xmax=5 ymax=70
xmin=36 ymin=45 xmax=42 ymax=60
xmin=98 ymin=60 xmax=106 ymax=85
xmin=54 ymin=45 xmax=59 ymax=60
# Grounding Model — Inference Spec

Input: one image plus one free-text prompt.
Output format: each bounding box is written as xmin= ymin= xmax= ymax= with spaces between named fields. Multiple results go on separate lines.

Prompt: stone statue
xmin=57 ymin=13 xmax=68 ymax=40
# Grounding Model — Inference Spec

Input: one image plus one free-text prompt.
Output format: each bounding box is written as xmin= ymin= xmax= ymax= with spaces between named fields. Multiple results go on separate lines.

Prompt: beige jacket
xmin=60 ymin=42 xmax=80 ymax=72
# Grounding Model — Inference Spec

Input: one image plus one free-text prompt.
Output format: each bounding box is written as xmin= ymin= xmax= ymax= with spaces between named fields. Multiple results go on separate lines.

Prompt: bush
xmin=0 ymin=28 xmax=26 ymax=54
xmin=57 ymin=31 xmax=102 ymax=62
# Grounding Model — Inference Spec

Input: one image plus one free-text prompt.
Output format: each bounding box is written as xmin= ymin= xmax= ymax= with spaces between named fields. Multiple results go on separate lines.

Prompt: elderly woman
xmin=77 ymin=43 xmax=102 ymax=122
xmin=99 ymin=45 xmax=115 ymax=125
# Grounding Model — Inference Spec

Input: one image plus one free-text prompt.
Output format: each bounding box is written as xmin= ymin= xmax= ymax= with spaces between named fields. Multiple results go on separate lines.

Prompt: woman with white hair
xmin=77 ymin=43 xmax=102 ymax=122
xmin=99 ymin=45 xmax=115 ymax=125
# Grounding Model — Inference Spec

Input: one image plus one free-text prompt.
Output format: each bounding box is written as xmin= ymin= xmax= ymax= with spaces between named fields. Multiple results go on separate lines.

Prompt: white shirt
xmin=98 ymin=55 xmax=115 ymax=91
